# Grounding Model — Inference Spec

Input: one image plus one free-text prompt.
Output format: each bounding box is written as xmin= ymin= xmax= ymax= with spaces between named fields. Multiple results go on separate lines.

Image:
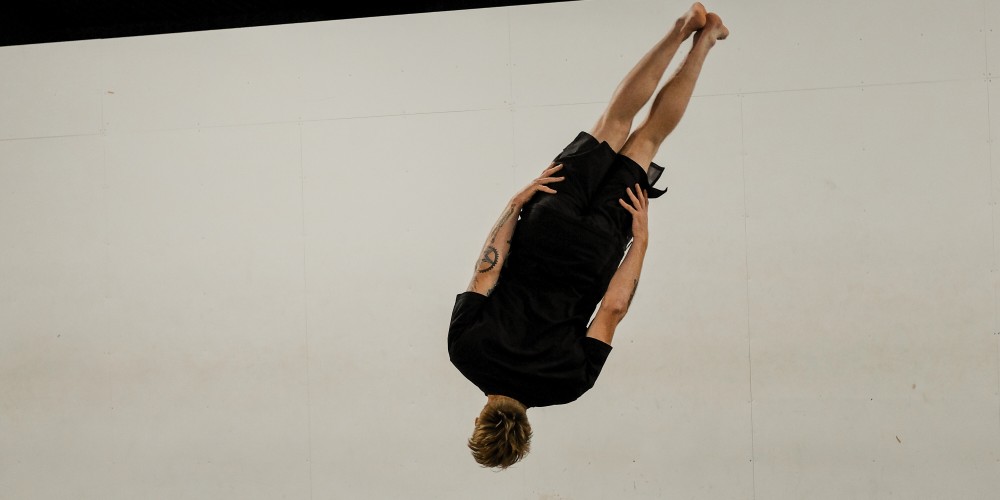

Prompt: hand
xmin=512 ymin=162 xmax=565 ymax=206
xmin=618 ymin=183 xmax=649 ymax=243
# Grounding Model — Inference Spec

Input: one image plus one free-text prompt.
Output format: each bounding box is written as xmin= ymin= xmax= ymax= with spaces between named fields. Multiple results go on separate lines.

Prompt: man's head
xmin=467 ymin=395 xmax=531 ymax=469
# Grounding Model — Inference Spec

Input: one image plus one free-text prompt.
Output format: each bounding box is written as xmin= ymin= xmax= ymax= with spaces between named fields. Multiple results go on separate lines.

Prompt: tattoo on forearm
xmin=476 ymin=206 xmax=515 ymax=275
xmin=488 ymin=206 xmax=515 ymax=245
xmin=477 ymin=245 xmax=499 ymax=273
xmin=626 ymin=278 xmax=639 ymax=308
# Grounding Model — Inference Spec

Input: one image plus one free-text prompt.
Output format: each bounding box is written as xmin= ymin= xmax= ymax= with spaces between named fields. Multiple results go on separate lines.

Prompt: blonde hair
xmin=468 ymin=397 xmax=532 ymax=469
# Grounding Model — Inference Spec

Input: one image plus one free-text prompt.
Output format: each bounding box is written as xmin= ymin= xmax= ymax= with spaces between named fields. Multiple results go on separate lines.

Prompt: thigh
xmin=586 ymin=156 xmax=649 ymax=242
xmin=530 ymin=131 xmax=618 ymax=217
xmin=588 ymin=115 xmax=631 ymax=154
xmin=618 ymin=132 xmax=658 ymax=173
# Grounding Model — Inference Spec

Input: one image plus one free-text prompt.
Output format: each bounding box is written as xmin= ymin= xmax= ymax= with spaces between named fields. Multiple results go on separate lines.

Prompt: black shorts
xmin=524 ymin=131 xmax=668 ymax=243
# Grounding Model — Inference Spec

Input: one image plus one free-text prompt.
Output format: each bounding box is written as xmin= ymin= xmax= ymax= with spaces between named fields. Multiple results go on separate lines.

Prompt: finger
xmin=626 ymin=186 xmax=640 ymax=205
xmin=539 ymin=176 xmax=566 ymax=183
xmin=618 ymin=198 xmax=634 ymax=213
xmin=545 ymin=163 xmax=565 ymax=174
xmin=636 ymin=184 xmax=647 ymax=210
xmin=541 ymin=186 xmax=558 ymax=194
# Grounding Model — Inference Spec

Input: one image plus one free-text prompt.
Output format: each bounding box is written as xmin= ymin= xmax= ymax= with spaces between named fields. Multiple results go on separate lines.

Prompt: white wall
xmin=1 ymin=0 xmax=998 ymax=498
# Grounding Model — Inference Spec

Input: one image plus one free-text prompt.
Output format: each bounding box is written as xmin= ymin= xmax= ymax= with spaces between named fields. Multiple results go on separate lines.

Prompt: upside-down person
xmin=447 ymin=3 xmax=728 ymax=469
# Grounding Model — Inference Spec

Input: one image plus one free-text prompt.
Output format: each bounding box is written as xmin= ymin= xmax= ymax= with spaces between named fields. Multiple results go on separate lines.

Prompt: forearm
xmin=602 ymin=237 xmax=648 ymax=314
xmin=468 ymin=198 xmax=522 ymax=289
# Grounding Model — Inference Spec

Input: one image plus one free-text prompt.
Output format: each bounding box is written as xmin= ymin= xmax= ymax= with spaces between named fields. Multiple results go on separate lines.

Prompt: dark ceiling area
xmin=1 ymin=0 xmax=569 ymax=47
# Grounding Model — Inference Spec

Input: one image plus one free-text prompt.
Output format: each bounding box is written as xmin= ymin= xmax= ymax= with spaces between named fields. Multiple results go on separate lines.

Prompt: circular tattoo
xmin=478 ymin=246 xmax=499 ymax=273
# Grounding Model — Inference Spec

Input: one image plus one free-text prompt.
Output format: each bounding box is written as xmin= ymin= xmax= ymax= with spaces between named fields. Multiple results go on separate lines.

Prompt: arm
xmin=586 ymin=183 xmax=650 ymax=345
xmin=603 ymin=237 xmax=647 ymax=314
xmin=465 ymin=162 xmax=566 ymax=297
xmin=586 ymin=237 xmax=647 ymax=345
xmin=466 ymin=198 xmax=521 ymax=296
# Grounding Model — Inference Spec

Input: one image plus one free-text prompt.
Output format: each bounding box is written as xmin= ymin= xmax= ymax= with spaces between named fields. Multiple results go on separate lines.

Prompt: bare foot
xmin=676 ymin=2 xmax=707 ymax=39
xmin=693 ymin=12 xmax=729 ymax=46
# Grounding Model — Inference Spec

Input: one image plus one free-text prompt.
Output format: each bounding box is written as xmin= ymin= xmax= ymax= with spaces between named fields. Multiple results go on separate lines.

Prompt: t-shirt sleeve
xmin=447 ymin=291 xmax=488 ymax=348
xmin=581 ymin=336 xmax=613 ymax=386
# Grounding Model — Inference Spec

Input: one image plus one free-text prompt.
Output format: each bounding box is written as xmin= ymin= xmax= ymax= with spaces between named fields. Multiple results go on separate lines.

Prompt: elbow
xmin=603 ymin=302 xmax=629 ymax=321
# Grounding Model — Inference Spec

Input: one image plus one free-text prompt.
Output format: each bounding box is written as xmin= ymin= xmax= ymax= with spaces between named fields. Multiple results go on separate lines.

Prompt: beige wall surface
xmin=1 ymin=1 xmax=998 ymax=498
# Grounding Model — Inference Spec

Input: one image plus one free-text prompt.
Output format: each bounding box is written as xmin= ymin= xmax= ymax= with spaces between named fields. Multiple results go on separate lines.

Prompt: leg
xmin=620 ymin=13 xmax=729 ymax=171
xmin=589 ymin=3 xmax=707 ymax=153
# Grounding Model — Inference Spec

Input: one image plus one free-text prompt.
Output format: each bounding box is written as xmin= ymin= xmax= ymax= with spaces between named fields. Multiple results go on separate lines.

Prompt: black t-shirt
xmin=447 ymin=204 xmax=626 ymax=408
